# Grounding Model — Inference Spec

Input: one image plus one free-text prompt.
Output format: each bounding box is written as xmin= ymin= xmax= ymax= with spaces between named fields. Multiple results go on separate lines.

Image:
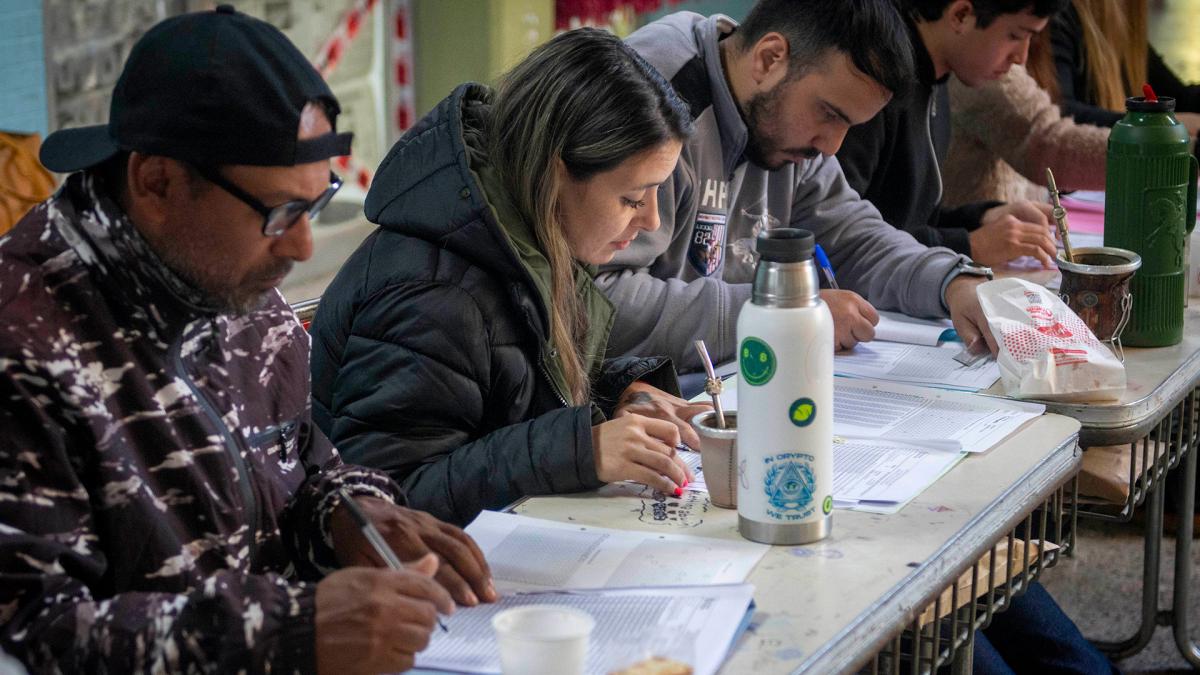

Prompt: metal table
xmin=512 ymin=415 xmax=1081 ymax=674
xmin=982 ymin=290 xmax=1200 ymax=666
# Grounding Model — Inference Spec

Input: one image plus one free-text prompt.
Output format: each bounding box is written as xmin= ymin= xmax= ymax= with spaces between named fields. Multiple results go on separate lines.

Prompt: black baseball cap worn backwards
xmin=40 ymin=4 xmax=352 ymax=173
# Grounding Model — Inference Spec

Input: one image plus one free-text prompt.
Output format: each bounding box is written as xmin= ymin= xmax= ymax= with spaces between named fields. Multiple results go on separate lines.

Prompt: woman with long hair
xmin=1053 ymin=0 xmax=1200 ymax=132
xmin=309 ymin=28 xmax=706 ymax=527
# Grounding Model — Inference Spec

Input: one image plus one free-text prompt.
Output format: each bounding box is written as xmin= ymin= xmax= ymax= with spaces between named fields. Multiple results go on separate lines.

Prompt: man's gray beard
xmin=155 ymin=238 xmax=281 ymax=316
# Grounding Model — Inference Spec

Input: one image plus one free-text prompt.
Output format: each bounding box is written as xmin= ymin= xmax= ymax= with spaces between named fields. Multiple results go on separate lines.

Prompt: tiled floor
xmin=1042 ymin=516 xmax=1199 ymax=673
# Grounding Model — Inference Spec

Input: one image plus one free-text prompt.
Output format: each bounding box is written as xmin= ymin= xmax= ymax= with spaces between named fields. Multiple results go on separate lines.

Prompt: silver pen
xmin=337 ymin=488 xmax=448 ymax=632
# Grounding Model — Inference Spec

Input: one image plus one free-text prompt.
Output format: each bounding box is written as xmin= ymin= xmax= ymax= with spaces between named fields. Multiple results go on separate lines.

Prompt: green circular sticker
xmin=822 ymin=495 xmax=833 ymax=515
xmin=740 ymin=337 xmax=776 ymax=386
xmin=789 ymin=398 xmax=817 ymax=427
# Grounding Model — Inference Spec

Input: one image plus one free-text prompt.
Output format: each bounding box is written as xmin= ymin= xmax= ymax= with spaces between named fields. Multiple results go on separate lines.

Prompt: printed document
xmin=683 ymin=438 xmax=964 ymax=514
xmin=415 ymin=584 xmax=755 ymax=675
xmin=835 ymin=340 xmax=1000 ymax=391
xmin=873 ymin=311 xmax=956 ymax=346
xmin=830 ymin=437 xmax=965 ymax=514
xmin=464 ymin=511 xmax=767 ymax=593
xmin=715 ymin=377 xmax=1044 ymax=453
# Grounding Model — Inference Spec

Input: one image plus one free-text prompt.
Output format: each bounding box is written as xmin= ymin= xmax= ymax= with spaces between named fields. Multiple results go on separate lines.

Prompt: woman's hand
xmin=592 ymin=414 xmax=693 ymax=495
xmin=613 ymin=381 xmax=711 ymax=449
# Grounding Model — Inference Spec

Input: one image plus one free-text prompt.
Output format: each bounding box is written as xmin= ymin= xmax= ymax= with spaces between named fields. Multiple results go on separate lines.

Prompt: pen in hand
xmin=814 ymin=243 xmax=839 ymax=290
xmin=337 ymin=488 xmax=449 ymax=632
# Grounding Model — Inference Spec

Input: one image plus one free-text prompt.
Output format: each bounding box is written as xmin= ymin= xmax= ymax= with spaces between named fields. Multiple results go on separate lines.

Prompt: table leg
xmin=949 ymin=635 xmax=973 ymax=675
xmin=1172 ymin=434 xmax=1200 ymax=666
xmin=1093 ymin=478 xmax=1164 ymax=658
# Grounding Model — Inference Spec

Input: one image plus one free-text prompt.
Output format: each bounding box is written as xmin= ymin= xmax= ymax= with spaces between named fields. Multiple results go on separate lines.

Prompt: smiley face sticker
xmin=740 ymin=337 xmax=776 ymax=386
xmin=789 ymin=398 xmax=817 ymax=427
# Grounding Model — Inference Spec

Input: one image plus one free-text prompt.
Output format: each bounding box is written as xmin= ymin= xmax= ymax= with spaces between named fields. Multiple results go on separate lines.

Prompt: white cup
xmin=492 ymin=606 xmax=594 ymax=675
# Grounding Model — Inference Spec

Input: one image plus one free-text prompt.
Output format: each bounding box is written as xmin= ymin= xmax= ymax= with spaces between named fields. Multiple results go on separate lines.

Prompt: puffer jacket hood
xmin=365 ymin=84 xmax=541 ymax=313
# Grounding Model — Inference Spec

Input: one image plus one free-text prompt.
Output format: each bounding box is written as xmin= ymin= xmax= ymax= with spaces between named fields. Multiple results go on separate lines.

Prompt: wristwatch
xmin=954 ymin=261 xmax=994 ymax=280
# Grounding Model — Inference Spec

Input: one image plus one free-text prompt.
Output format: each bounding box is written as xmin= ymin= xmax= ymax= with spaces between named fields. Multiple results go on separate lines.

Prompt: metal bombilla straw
xmin=1046 ymin=167 xmax=1075 ymax=264
xmin=693 ymin=340 xmax=726 ymax=429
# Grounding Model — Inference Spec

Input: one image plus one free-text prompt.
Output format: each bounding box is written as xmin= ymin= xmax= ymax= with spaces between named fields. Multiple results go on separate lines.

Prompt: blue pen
xmin=813 ymin=244 xmax=839 ymax=290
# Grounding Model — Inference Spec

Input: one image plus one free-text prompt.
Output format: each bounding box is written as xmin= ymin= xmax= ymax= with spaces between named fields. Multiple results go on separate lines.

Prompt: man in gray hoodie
xmin=599 ymin=0 xmax=997 ymax=371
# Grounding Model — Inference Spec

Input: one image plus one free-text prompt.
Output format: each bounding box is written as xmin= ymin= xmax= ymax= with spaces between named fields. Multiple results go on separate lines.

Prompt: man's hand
xmin=821 ymin=289 xmax=879 ymax=351
xmin=316 ymin=554 xmax=451 ymax=675
xmin=330 ymin=496 xmax=497 ymax=607
xmin=614 ymin=380 xmax=711 ymax=450
xmin=969 ymin=201 xmax=1057 ymax=268
xmin=944 ymin=276 xmax=998 ymax=355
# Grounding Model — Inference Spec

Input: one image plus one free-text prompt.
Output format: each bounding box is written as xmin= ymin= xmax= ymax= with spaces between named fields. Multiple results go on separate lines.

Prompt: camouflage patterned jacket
xmin=0 ymin=173 xmax=405 ymax=673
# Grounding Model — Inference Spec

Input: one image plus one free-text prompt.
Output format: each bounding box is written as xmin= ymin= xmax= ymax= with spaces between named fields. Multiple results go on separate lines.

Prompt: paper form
xmin=835 ymin=340 xmax=1000 ymax=391
xmin=681 ymin=450 xmax=706 ymax=492
xmin=464 ymin=511 xmax=767 ymax=593
xmin=873 ymin=311 xmax=956 ymax=346
xmin=830 ymin=438 xmax=965 ymax=513
xmin=682 ymin=440 xmax=963 ymax=514
xmin=415 ymin=584 xmax=755 ymax=675
xmin=832 ymin=379 xmax=1043 ymax=453
xmin=713 ymin=377 xmax=1043 ymax=453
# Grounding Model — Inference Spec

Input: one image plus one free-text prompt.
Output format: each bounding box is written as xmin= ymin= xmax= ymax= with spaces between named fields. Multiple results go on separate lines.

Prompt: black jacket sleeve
xmin=837 ymin=105 xmax=988 ymax=254
xmin=0 ymin=359 xmax=318 ymax=674
xmin=280 ymin=421 xmax=408 ymax=579
xmin=319 ymin=282 xmax=603 ymax=526
xmin=591 ymin=355 xmax=679 ymax=419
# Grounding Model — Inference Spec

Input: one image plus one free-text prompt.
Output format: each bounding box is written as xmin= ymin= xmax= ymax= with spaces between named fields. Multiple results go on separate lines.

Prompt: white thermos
xmin=736 ymin=229 xmax=834 ymax=545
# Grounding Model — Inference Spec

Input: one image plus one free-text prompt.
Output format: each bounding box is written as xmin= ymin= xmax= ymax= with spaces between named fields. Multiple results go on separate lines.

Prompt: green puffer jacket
xmin=310 ymin=84 xmax=678 ymax=526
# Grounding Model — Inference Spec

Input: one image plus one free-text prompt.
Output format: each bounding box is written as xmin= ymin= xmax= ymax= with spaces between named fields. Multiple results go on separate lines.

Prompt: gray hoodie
xmin=597 ymin=13 xmax=970 ymax=371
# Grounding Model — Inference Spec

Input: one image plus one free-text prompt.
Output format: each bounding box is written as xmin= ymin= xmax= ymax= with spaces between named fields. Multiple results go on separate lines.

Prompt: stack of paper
xmin=713 ymin=313 xmax=997 ymax=392
xmin=462 ymin=511 xmax=767 ymax=592
xmin=835 ymin=341 xmax=1000 ymax=391
xmin=873 ymin=311 xmax=957 ymax=346
xmin=681 ymin=438 xmax=964 ymax=515
xmin=685 ymin=377 xmax=1043 ymax=513
xmin=417 ymin=585 xmax=755 ymax=675
xmin=414 ymin=512 xmax=763 ymax=675
xmin=715 ymin=377 xmax=1043 ymax=453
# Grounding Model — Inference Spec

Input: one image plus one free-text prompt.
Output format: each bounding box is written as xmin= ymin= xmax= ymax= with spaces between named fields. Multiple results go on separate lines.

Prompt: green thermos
xmin=1104 ymin=94 xmax=1198 ymax=347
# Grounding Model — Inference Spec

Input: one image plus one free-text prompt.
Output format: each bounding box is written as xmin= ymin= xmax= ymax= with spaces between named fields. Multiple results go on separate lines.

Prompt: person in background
xmin=598 ymin=0 xmax=998 ymax=371
xmin=309 ymin=28 xmax=710 ymax=527
xmin=837 ymin=0 xmax=1065 ymax=269
xmin=0 ymin=7 xmax=494 ymax=674
xmin=943 ymin=29 xmax=1109 ymax=206
xmin=1053 ymin=0 xmax=1200 ymax=134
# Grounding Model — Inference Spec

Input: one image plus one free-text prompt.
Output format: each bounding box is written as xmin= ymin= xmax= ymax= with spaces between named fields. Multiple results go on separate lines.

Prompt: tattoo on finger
xmin=623 ymin=391 xmax=654 ymax=405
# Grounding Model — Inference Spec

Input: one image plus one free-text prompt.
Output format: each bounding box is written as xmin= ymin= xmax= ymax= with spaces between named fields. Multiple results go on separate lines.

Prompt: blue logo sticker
xmin=765 ymin=461 xmax=815 ymax=511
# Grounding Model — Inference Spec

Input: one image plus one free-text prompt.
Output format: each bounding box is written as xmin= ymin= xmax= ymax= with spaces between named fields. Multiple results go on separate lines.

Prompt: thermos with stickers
xmin=1104 ymin=85 xmax=1198 ymax=346
xmin=736 ymin=228 xmax=834 ymax=545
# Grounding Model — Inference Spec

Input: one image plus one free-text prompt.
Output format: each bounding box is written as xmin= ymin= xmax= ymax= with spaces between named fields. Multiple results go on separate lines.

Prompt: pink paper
xmin=1063 ymin=208 xmax=1105 ymax=234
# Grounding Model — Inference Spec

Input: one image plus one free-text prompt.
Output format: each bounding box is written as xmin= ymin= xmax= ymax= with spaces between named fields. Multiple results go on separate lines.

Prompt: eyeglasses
xmin=193 ymin=165 xmax=343 ymax=237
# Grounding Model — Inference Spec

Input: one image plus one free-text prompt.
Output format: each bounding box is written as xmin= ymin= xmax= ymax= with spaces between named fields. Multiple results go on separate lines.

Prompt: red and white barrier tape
xmin=310 ymin=0 xmax=383 ymax=189
xmin=312 ymin=0 xmax=380 ymax=79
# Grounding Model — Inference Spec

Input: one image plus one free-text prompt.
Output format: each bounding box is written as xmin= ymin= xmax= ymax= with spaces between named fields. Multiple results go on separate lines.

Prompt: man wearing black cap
xmin=0 ymin=6 xmax=495 ymax=674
